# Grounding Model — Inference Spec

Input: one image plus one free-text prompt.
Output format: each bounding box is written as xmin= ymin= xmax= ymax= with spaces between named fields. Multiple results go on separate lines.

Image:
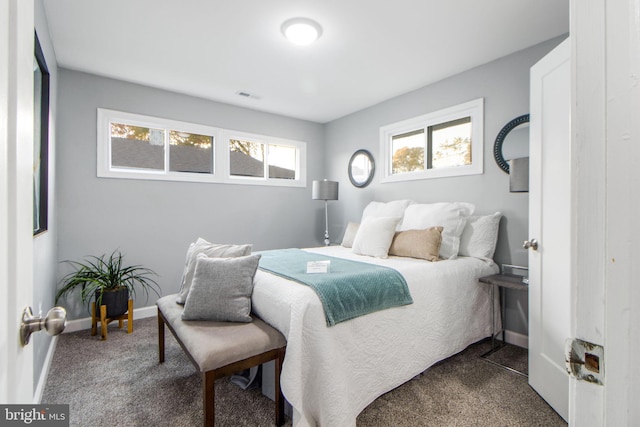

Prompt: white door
xmin=570 ymin=0 xmax=640 ymax=423
xmin=528 ymin=38 xmax=571 ymax=421
xmin=0 ymin=0 xmax=36 ymax=403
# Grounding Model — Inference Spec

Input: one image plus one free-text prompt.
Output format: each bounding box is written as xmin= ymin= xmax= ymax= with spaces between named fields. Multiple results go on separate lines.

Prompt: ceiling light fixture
xmin=281 ymin=18 xmax=322 ymax=46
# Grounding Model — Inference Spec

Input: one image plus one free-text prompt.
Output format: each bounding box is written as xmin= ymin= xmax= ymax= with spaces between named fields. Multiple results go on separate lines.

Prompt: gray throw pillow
xmin=176 ymin=238 xmax=252 ymax=304
xmin=181 ymin=253 xmax=261 ymax=322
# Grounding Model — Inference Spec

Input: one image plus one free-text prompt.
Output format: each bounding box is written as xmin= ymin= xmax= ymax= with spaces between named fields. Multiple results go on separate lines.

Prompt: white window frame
xmin=379 ymin=98 xmax=484 ymax=183
xmin=223 ymin=130 xmax=307 ymax=187
xmin=97 ymin=109 xmax=307 ymax=187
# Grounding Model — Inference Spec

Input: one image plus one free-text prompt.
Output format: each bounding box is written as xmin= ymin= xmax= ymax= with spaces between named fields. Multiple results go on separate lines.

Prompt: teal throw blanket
xmin=258 ymin=249 xmax=413 ymax=326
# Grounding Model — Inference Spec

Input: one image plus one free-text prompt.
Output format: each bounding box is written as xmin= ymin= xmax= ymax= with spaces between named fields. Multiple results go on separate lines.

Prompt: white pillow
xmin=352 ymin=216 xmax=401 ymax=259
xmin=400 ymin=202 xmax=475 ymax=259
xmin=361 ymin=200 xmax=413 ymax=229
xmin=341 ymin=222 xmax=360 ymax=248
xmin=459 ymin=212 xmax=502 ymax=259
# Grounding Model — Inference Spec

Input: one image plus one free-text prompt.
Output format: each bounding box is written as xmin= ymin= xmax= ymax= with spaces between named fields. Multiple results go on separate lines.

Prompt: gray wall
xmin=56 ymin=70 xmax=325 ymax=319
xmin=33 ymin=0 xmax=59 ymax=390
xmin=323 ymin=36 xmax=567 ymax=336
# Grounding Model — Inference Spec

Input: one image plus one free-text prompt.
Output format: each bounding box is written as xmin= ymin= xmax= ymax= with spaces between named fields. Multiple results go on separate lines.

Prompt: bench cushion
xmin=157 ymin=294 xmax=286 ymax=372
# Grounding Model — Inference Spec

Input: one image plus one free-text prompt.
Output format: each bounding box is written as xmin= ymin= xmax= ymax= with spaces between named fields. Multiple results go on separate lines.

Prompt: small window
xmin=98 ymin=109 xmax=220 ymax=183
xmin=230 ymin=139 xmax=265 ymax=178
xmin=380 ymin=99 xmax=483 ymax=182
xmin=110 ymin=123 xmax=165 ymax=171
xmin=169 ymin=130 xmax=213 ymax=174
xmin=229 ymin=139 xmax=298 ymax=180
xmin=391 ymin=129 xmax=425 ymax=174
xmin=268 ymin=144 xmax=297 ymax=180
xmin=428 ymin=117 xmax=471 ymax=169
xmin=226 ymin=131 xmax=305 ymax=186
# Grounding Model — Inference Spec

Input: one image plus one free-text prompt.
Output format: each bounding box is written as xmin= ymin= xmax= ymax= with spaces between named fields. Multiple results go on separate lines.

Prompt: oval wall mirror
xmin=348 ymin=149 xmax=375 ymax=188
xmin=494 ymin=114 xmax=529 ymax=174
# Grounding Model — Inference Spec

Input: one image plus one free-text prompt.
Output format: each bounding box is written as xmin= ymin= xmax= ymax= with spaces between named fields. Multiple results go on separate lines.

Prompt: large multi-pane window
xmin=380 ymin=99 xmax=483 ymax=182
xmin=97 ymin=109 xmax=306 ymax=187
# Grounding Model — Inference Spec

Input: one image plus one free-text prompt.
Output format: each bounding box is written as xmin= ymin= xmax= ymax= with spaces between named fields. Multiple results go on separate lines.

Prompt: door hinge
xmin=565 ymin=338 xmax=604 ymax=385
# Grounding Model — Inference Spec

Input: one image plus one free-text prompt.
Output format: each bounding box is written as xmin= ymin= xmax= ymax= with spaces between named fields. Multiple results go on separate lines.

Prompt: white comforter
xmin=251 ymin=246 xmax=499 ymax=427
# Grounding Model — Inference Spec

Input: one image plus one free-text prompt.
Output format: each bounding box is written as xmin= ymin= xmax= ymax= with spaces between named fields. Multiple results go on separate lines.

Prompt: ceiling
xmin=42 ymin=1 xmax=569 ymax=124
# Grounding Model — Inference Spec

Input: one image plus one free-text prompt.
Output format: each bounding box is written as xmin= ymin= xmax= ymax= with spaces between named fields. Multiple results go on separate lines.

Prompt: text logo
xmin=1 ymin=405 xmax=69 ymax=426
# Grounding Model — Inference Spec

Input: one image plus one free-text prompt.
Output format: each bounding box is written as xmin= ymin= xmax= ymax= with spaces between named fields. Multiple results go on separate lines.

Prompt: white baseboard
xmin=504 ymin=329 xmax=529 ymax=349
xmin=63 ymin=304 xmax=158 ymax=333
xmin=33 ymin=335 xmax=58 ymax=404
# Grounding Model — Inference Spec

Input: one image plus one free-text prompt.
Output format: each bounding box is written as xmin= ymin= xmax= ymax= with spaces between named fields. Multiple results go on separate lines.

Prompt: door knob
xmin=20 ymin=306 xmax=67 ymax=346
xmin=523 ymin=239 xmax=538 ymax=250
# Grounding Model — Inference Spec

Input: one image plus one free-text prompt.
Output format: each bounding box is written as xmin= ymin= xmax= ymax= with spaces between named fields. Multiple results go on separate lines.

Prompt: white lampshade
xmin=312 ymin=180 xmax=339 ymax=201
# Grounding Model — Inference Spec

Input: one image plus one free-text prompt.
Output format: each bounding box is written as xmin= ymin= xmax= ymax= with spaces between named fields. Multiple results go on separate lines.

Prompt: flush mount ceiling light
xmin=281 ymin=18 xmax=322 ymax=46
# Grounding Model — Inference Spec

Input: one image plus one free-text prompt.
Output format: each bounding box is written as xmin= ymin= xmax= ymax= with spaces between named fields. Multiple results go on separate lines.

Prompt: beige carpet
xmin=42 ymin=317 xmax=566 ymax=426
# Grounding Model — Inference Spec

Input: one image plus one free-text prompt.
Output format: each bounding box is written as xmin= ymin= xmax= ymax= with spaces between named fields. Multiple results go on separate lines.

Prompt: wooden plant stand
xmin=91 ymin=299 xmax=133 ymax=340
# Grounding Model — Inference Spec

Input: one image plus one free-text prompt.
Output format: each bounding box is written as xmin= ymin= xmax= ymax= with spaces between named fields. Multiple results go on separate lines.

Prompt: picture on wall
xmin=33 ymin=32 xmax=50 ymax=236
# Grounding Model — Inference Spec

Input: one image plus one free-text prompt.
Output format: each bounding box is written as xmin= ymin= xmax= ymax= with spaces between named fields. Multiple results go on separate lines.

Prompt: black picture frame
xmin=33 ymin=31 xmax=50 ymax=236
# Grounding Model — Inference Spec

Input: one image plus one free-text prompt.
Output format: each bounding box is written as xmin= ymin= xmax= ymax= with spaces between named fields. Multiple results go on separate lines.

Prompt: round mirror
xmin=494 ymin=114 xmax=529 ymax=174
xmin=348 ymin=149 xmax=375 ymax=188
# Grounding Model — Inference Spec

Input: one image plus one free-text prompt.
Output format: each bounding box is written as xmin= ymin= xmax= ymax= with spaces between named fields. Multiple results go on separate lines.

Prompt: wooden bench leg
xmin=275 ymin=347 xmax=285 ymax=426
xmin=156 ymin=303 xmax=286 ymax=426
xmin=158 ymin=311 xmax=165 ymax=364
xmin=203 ymin=370 xmax=215 ymax=427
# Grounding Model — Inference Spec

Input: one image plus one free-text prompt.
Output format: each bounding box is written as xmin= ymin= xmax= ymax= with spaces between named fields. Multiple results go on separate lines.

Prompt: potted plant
xmin=55 ymin=250 xmax=160 ymax=318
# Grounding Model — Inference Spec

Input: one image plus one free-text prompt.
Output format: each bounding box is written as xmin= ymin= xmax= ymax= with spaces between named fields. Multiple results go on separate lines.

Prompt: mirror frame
xmin=493 ymin=114 xmax=529 ymax=174
xmin=348 ymin=149 xmax=375 ymax=188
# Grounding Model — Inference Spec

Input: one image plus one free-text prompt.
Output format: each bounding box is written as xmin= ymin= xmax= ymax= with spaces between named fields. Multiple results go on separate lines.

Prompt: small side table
xmin=479 ymin=273 xmax=528 ymax=377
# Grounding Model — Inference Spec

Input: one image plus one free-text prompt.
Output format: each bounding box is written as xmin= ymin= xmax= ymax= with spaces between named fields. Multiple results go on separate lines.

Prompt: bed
xmin=252 ymin=245 xmax=499 ymax=426
xmin=176 ymin=200 xmax=502 ymax=426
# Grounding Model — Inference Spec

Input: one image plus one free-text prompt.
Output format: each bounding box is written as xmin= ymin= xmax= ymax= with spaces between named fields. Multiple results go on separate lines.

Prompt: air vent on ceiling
xmin=236 ymin=90 xmax=261 ymax=100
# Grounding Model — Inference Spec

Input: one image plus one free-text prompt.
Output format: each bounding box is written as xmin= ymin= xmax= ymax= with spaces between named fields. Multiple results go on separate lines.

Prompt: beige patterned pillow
xmin=388 ymin=226 xmax=444 ymax=262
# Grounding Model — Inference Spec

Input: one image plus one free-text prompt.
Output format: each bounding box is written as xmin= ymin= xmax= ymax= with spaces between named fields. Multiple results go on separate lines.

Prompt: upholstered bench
xmin=157 ymin=294 xmax=286 ymax=426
